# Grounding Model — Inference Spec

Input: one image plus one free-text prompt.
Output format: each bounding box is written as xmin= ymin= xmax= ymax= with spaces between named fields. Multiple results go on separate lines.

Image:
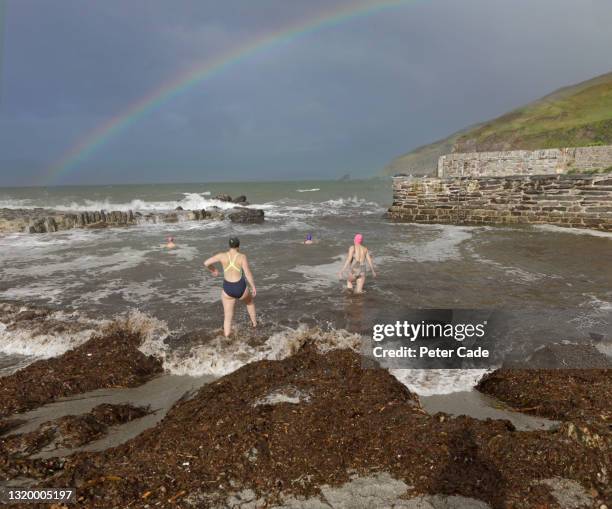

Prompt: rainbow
xmin=44 ymin=0 xmax=418 ymax=184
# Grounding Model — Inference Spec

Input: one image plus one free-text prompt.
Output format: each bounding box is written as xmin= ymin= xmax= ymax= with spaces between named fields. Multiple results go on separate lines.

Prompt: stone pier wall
xmin=437 ymin=145 xmax=612 ymax=177
xmin=387 ymin=174 xmax=612 ymax=231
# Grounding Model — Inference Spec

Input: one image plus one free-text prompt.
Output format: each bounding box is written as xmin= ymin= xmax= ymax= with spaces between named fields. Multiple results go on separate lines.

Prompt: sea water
xmin=0 ymin=179 xmax=610 ymax=394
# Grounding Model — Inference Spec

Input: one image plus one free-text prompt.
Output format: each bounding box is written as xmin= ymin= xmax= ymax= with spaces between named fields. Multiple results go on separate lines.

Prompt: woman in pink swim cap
xmin=338 ymin=233 xmax=376 ymax=294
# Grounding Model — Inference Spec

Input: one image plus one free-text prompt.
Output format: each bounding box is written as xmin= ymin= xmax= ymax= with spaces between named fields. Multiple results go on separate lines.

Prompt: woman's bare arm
xmin=203 ymin=253 xmax=222 ymax=277
xmin=338 ymin=246 xmax=354 ymax=278
xmin=241 ymin=255 xmax=257 ymax=297
xmin=366 ymin=250 xmax=376 ymax=277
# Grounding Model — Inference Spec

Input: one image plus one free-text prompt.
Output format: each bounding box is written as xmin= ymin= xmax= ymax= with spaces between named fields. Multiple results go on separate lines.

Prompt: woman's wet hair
xmin=229 ymin=236 xmax=240 ymax=248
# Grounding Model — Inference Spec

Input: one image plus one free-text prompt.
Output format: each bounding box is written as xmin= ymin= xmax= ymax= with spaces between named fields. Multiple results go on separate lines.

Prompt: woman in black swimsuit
xmin=204 ymin=237 xmax=257 ymax=337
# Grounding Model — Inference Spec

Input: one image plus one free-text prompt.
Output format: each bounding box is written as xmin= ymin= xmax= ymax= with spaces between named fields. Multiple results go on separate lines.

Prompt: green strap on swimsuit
xmin=224 ymin=252 xmax=243 ymax=275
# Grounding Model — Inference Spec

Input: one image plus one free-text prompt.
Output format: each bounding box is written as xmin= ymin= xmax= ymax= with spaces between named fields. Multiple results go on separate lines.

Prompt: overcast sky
xmin=0 ymin=0 xmax=611 ymax=186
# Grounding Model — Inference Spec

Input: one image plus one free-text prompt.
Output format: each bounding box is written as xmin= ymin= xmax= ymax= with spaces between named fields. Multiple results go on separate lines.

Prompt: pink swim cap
xmin=354 ymin=233 xmax=363 ymax=244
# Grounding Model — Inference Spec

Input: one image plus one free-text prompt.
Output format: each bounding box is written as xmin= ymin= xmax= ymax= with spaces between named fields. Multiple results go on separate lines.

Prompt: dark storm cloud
xmin=0 ymin=0 xmax=611 ymax=185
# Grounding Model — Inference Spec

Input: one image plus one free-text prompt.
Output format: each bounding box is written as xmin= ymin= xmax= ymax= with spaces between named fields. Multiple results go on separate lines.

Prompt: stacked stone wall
xmin=438 ymin=145 xmax=612 ymax=177
xmin=387 ymin=174 xmax=612 ymax=231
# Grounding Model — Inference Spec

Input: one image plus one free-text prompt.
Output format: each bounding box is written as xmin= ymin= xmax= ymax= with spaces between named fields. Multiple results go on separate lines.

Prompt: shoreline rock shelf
xmin=0 ymin=195 xmax=264 ymax=234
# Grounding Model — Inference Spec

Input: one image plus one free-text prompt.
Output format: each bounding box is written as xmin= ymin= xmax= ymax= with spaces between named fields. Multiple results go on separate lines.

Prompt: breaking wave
xmin=0 ymin=304 xmax=106 ymax=359
xmin=0 ymin=193 xmax=254 ymax=213
xmin=0 ymin=193 xmax=384 ymax=220
xmin=390 ymin=369 xmax=490 ymax=396
xmin=140 ymin=324 xmax=362 ymax=377
xmin=263 ymin=196 xmax=385 ymax=219
xmin=0 ymin=304 xmax=489 ymax=395
xmin=138 ymin=319 xmax=488 ymax=395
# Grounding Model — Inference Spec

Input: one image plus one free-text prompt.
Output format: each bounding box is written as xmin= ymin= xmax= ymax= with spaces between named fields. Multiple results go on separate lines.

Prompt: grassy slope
xmin=382 ymin=71 xmax=612 ymax=176
xmin=382 ymin=130 xmax=468 ymax=177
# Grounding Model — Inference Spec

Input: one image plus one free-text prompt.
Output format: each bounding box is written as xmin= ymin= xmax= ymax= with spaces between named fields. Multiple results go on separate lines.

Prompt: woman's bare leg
xmin=240 ymin=289 xmax=257 ymax=327
xmin=346 ymin=271 xmax=355 ymax=290
xmin=222 ymin=291 xmax=236 ymax=337
xmin=355 ymin=274 xmax=366 ymax=294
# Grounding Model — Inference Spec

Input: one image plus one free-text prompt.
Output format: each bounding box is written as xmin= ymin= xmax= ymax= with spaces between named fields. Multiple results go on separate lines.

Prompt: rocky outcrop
xmin=214 ymin=193 xmax=233 ymax=202
xmin=228 ymin=207 xmax=264 ymax=223
xmin=0 ymin=197 xmax=264 ymax=234
xmin=214 ymin=193 xmax=250 ymax=205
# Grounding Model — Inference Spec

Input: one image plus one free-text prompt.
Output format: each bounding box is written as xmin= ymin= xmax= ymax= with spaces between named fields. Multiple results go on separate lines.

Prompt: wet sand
xmin=9 ymin=374 xmax=213 ymax=458
xmin=420 ymin=391 xmax=558 ymax=431
xmin=6 ymin=375 xmax=559 ymax=462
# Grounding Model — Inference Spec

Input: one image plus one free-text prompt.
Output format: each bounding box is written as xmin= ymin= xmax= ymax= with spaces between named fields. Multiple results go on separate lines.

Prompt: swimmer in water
xmin=166 ymin=236 xmax=176 ymax=249
xmin=204 ymin=236 xmax=257 ymax=337
xmin=304 ymin=233 xmax=314 ymax=245
xmin=338 ymin=233 xmax=376 ymax=294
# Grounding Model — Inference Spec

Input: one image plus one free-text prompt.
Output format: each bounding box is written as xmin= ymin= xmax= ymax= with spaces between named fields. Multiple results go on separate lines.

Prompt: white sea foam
xmin=0 ymin=192 xmax=384 ymax=223
xmin=389 ymin=369 xmax=490 ymax=396
xmin=581 ymin=293 xmax=612 ymax=312
xmin=262 ymin=196 xmax=384 ymax=219
xmin=0 ymin=326 xmax=95 ymax=358
xmin=123 ymin=309 xmax=170 ymax=345
xmin=466 ymin=247 xmax=549 ymax=284
xmin=378 ymin=225 xmax=473 ymax=264
xmin=288 ymin=256 xmax=344 ymax=291
xmin=0 ymin=308 xmax=169 ymax=365
xmin=138 ymin=321 xmax=487 ymax=394
xmin=534 ymin=224 xmax=612 ymax=239
xmin=159 ymin=245 xmax=199 ymax=262
xmin=0 ymin=281 xmax=85 ymax=304
xmin=0 ymin=229 xmax=109 ymax=261
xmin=229 ymin=217 xmax=312 ymax=236
xmin=0 ymin=309 xmax=105 ymax=358
xmin=140 ymin=325 xmax=362 ymax=377
xmin=0 ymin=300 xmax=489 ymax=396
xmin=0 ymin=193 xmax=257 ymax=213
xmin=1 ymin=247 xmax=151 ymax=277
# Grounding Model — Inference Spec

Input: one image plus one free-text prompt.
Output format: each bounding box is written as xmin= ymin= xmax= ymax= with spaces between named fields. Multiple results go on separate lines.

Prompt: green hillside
xmin=383 ymin=71 xmax=612 ymax=176
xmin=382 ymin=130 xmax=468 ymax=177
